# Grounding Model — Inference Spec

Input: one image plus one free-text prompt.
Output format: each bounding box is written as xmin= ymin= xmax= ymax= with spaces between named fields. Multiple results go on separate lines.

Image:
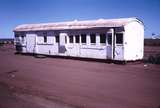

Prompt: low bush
xmin=147 ymin=54 xmax=160 ymax=64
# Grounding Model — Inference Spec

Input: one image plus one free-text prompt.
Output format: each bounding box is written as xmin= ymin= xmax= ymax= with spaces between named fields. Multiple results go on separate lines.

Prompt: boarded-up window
xmin=116 ymin=33 xmax=123 ymax=44
xmin=55 ymin=35 xmax=59 ymax=43
xmin=81 ymin=34 xmax=86 ymax=43
xmin=100 ymin=34 xmax=106 ymax=44
xmin=75 ymin=35 xmax=79 ymax=43
xmin=90 ymin=34 xmax=96 ymax=44
xmin=69 ymin=35 xmax=73 ymax=43
xmin=108 ymin=33 xmax=112 ymax=45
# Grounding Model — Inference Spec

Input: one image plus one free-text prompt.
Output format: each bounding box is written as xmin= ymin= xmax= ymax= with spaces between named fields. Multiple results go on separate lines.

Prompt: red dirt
xmin=0 ymin=45 xmax=160 ymax=108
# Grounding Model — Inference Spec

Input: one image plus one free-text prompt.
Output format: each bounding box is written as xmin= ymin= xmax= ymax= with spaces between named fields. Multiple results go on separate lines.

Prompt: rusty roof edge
xmin=14 ymin=17 xmax=142 ymax=32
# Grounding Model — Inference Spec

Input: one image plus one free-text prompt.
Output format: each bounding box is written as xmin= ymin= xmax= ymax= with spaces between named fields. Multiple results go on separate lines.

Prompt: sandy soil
xmin=0 ymin=45 xmax=160 ymax=108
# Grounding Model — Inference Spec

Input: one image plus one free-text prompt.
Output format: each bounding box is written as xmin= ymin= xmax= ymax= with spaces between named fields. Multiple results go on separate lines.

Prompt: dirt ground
xmin=0 ymin=45 xmax=160 ymax=108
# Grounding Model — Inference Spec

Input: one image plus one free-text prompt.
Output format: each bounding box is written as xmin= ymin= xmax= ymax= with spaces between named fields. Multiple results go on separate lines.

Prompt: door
xmin=26 ymin=34 xmax=36 ymax=53
xmin=67 ymin=35 xmax=80 ymax=57
xmin=107 ymin=33 xmax=114 ymax=59
xmin=106 ymin=32 xmax=124 ymax=60
xmin=59 ymin=33 xmax=67 ymax=53
xmin=114 ymin=33 xmax=124 ymax=60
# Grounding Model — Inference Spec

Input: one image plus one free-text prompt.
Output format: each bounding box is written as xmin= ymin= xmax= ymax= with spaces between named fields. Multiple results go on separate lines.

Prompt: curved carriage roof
xmin=14 ymin=17 xmax=143 ymax=32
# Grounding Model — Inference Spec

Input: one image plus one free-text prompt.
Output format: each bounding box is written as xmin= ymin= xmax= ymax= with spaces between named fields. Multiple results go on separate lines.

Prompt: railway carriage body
xmin=14 ymin=17 xmax=144 ymax=61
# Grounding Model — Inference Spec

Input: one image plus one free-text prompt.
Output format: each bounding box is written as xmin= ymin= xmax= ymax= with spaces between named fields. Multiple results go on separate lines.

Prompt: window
xmin=15 ymin=34 xmax=20 ymax=42
xmin=69 ymin=35 xmax=73 ymax=43
xmin=43 ymin=32 xmax=47 ymax=43
xmin=44 ymin=36 xmax=47 ymax=43
xmin=81 ymin=34 xmax=86 ymax=43
xmin=116 ymin=33 xmax=123 ymax=44
xmin=108 ymin=33 xmax=112 ymax=45
xmin=21 ymin=36 xmax=25 ymax=43
xmin=90 ymin=34 xmax=96 ymax=44
xmin=55 ymin=35 xmax=59 ymax=43
xmin=65 ymin=36 xmax=67 ymax=43
xmin=100 ymin=34 xmax=106 ymax=44
xmin=21 ymin=32 xmax=26 ymax=43
xmin=15 ymin=34 xmax=19 ymax=37
xmin=75 ymin=35 xmax=79 ymax=43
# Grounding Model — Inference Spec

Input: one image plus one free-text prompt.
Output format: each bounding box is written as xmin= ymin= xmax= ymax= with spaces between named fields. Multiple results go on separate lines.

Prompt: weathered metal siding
xmin=36 ymin=32 xmax=58 ymax=55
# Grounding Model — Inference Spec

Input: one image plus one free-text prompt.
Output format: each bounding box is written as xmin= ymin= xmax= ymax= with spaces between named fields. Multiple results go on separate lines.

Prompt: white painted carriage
xmin=14 ymin=17 xmax=144 ymax=61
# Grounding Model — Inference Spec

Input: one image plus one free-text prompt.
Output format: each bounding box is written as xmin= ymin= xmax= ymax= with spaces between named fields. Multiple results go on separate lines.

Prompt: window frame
xmin=65 ymin=36 xmax=67 ymax=44
xmin=15 ymin=34 xmax=20 ymax=42
xmin=90 ymin=34 xmax=96 ymax=45
xmin=107 ymin=33 xmax=112 ymax=45
xmin=81 ymin=34 xmax=86 ymax=44
xmin=21 ymin=35 xmax=25 ymax=43
xmin=69 ymin=35 xmax=73 ymax=43
xmin=75 ymin=35 xmax=80 ymax=43
xmin=116 ymin=32 xmax=123 ymax=45
xmin=43 ymin=32 xmax=47 ymax=43
xmin=100 ymin=33 xmax=106 ymax=45
xmin=55 ymin=35 xmax=59 ymax=43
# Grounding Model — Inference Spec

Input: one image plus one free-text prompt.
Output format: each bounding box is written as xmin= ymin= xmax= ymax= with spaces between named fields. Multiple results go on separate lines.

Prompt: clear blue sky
xmin=0 ymin=0 xmax=160 ymax=38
